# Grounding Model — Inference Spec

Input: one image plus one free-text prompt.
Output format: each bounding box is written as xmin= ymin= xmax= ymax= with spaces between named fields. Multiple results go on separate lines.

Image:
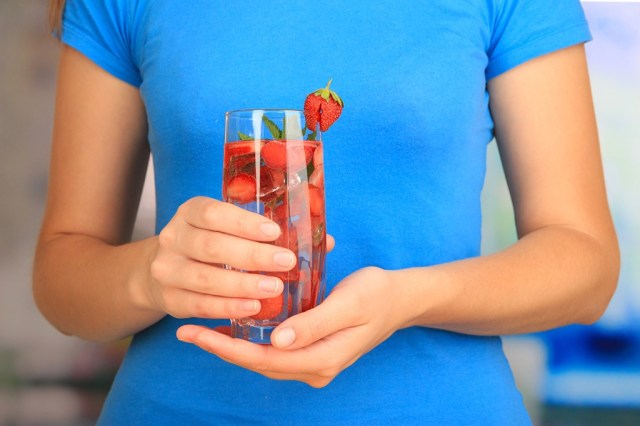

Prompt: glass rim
xmin=225 ymin=108 xmax=304 ymax=116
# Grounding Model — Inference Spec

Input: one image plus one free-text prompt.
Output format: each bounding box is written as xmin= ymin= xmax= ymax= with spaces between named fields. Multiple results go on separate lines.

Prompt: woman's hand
xmin=139 ymin=196 xmax=298 ymax=320
xmin=176 ymin=266 xmax=411 ymax=388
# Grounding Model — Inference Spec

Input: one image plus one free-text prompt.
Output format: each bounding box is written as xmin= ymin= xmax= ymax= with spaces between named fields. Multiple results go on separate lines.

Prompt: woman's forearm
xmin=394 ymin=224 xmax=619 ymax=335
xmin=33 ymin=234 xmax=163 ymax=342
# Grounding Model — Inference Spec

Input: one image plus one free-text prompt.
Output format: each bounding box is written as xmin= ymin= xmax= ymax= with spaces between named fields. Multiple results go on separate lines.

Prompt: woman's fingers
xmin=177 ymin=325 xmax=295 ymax=371
xmin=166 ymin=290 xmax=261 ymax=319
xmin=176 ymin=325 xmax=352 ymax=388
xmin=270 ymin=292 xmax=359 ymax=350
xmin=180 ymin=197 xmax=281 ymax=241
xmin=160 ymin=198 xmax=296 ymax=272
xmin=149 ymin=197 xmax=336 ymax=321
xmin=326 ymin=234 xmax=335 ymax=252
xmin=171 ymin=226 xmax=296 ymax=271
xmin=164 ymin=258 xmax=284 ymax=298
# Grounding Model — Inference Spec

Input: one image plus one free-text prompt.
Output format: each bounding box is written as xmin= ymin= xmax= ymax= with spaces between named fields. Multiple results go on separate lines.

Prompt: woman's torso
xmin=58 ymin=0 xmax=590 ymax=423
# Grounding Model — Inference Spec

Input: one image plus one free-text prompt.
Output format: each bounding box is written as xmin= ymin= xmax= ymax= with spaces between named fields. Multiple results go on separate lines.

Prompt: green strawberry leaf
xmin=330 ymin=92 xmax=344 ymax=106
xmin=307 ymin=129 xmax=317 ymax=141
xmin=237 ymin=131 xmax=253 ymax=141
xmin=262 ymin=115 xmax=283 ymax=139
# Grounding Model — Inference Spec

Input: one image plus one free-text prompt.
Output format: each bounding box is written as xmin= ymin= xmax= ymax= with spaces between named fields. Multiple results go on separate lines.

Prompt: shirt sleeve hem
xmin=486 ymin=22 xmax=592 ymax=81
xmin=61 ymin=24 xmax=142 ymax=88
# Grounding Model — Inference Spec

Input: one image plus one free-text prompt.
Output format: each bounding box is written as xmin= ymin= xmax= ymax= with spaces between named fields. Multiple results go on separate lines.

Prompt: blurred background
xmin=0 ymin=1 xmax=638 ymax=425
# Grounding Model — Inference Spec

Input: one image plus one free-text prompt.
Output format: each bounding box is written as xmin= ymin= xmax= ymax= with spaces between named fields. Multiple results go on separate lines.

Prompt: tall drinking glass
xmin=223 ymin=109 xmax=327 ymax=344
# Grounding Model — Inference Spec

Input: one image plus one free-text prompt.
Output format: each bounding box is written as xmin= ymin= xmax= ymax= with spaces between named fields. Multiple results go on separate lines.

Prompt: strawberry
xmin=308 ymin=184 xmax=324 ymax=217
xmin=309 ymin=167 xmax=324 ymax=188
xmin=261 ymin=209 xmax=301 ymax=282
xmin=225 ymin=173 xmax=256 ymax=203
xmin=302 ymin=143 xmax=316 ymax=166
xmin=261 ymin=141 xmax=287 ymax=169
xmin=304 ymin=79 xmax=344 ymax=132
xmin=251 ymin=286 xmax=294 ymax=320
xmin=251 ymin=294 xmax=283 ymax=320
xmin=299 ymin=269 xmax=313 ymax=312
xmin=301 ymin=269 xmax=322 ymax=312
xmin=313 ymin=144 xmax=323 ymax=169
xmin=262 ymin=140 xmax=315 ymax=171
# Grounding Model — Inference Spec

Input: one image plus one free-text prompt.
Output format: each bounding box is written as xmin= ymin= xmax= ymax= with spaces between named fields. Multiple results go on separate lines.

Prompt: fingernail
xmin=176 ymin=328 xmax=192 ymax=343
xmin=258 ymin=277 xmax=280 ymax=294
xmin=260 ymin=222 xmax=281 ymax=238
xmin=274 ymin=252 xmax=295 ymax=268
xmin=275 ymin=327 xmax=296 ymax=348
xmin=242 ymin=300 xmax=259 ymax=312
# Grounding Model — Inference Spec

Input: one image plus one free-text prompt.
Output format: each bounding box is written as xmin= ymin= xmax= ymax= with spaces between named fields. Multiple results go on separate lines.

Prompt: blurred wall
xmin=482 ymin=2 xmax=640 ymax=423
xmin=0 ymin=1 xmax=154 ymax=424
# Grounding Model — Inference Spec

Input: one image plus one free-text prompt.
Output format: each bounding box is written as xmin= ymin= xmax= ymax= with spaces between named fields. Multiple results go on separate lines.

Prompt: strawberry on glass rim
xmin=304 ymin=78 xmax=344 ymax=132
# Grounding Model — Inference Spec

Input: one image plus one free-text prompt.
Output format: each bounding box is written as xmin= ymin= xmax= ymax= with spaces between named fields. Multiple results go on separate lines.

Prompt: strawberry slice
xmin=225 ymin=173 xmax=256 ymax=203
xmin=304 ymin=79 xmax=344 ymax=132
xmin=226 ymin=140 xmax=260 ymax=157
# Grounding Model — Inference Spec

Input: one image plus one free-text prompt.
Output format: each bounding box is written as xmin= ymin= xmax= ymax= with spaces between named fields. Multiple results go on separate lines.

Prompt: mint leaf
xmin=307 ymin=129 xmax=317 ymax=141
xmin=237 ymin=131 xmax=253 ymax=141
xmin=262 ymin=115 xmax=283 ymax=139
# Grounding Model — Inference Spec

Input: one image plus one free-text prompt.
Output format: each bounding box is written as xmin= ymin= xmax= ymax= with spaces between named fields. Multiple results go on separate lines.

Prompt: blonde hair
xmin=48 ymin=0 xmax=66 ymax=36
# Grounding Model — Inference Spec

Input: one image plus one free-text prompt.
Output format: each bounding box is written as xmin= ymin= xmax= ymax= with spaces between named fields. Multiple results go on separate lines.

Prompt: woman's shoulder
xmin=61 ymin=0 xmax=150 ymax=87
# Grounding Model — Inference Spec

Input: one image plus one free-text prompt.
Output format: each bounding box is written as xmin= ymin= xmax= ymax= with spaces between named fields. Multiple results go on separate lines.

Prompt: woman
xmin=35 ymin=0 xmax=619 ymax=423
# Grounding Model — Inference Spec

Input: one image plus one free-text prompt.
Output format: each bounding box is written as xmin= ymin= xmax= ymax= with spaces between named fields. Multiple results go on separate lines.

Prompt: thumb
xmin=271 ymin=295 xmax=353 ymax=350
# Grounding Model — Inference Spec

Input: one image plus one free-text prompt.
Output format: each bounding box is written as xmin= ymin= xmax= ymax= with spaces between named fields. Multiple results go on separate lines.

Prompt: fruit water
xmin=222 ymin=139 xmax=327 ymax=342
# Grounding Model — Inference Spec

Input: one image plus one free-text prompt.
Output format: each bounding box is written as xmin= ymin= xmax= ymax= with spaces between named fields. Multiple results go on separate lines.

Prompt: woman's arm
xmin=175 ymin=44 xmax=620 ymax=388
xmin=34 ymin=46 xmax=299 ymax=341
xmin=33 ymin=45 xmax=161 ymax=341
xmin=396 ymin=43 xmax=619 ymax=335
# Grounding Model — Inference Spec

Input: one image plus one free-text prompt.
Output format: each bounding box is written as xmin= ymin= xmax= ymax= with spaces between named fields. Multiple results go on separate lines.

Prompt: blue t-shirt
xmin=61 ymin=1 xmax=591 ymax=424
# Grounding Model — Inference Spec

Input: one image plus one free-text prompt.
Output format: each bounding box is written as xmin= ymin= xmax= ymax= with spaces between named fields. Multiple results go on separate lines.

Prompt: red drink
xmin=222 ymin=118 xmax=327 ymax=343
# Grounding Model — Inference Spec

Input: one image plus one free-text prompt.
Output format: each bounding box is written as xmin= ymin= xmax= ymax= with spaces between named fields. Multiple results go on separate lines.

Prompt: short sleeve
xmin=61 ymin=0 xmax=142 ymax=87
xmin=486 ymin=0 xmax=591 ymax=80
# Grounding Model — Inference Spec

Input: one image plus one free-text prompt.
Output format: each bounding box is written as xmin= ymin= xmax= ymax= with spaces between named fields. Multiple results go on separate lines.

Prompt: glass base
xmin=231 ymin=319 xmax=276 ymax=344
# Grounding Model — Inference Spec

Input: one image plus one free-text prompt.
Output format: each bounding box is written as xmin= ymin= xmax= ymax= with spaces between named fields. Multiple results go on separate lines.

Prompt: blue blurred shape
xmin=543 ymin=326 xmax=640 ymax=406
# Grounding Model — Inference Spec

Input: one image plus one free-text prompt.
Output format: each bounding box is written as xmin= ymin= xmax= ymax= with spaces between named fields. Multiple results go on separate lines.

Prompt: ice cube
xmin=287 ymin=170 xmax=302 ymax=189
xmin=258 ymin=166 xmax=285 ymax=202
